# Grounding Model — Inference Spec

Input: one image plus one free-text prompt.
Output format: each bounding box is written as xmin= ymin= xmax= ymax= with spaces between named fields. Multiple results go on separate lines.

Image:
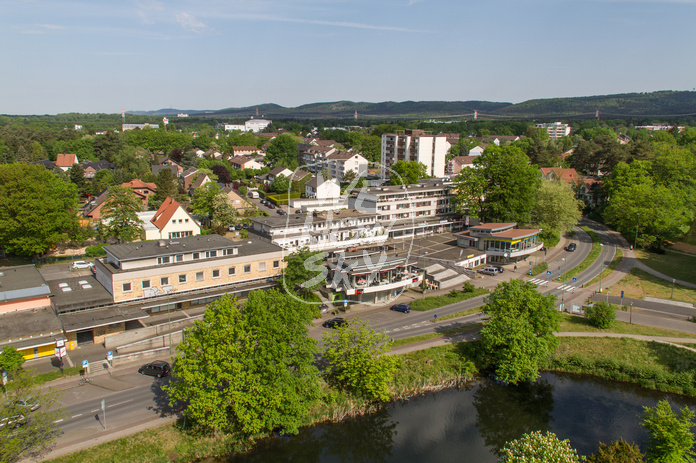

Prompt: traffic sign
xmin=572 ymin=277 xmax=577 ymax=283
xmin=2 ymin=371 xmax=7 ymax=386
xmin=621 ymin=290 xmax=624 ymax=298
xmin=82 ymin=360 xmax=88 ymax=368
xmin=107 ymin=351 xmax=113 ymax=362
xmin=546 ymin=270 xmax=551 ymax=275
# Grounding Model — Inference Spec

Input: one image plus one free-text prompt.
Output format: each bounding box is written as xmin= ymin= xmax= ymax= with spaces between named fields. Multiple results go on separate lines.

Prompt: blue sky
xmin=1 ymin=0 xmax=695 ymax=115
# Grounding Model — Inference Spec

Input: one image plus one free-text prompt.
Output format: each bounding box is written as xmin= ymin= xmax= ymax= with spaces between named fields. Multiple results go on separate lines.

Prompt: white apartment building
xmin=536 ymin=122 xmax=571 ymax=139
xmin=348 ymin=179 xmax=463 ymax=239
xmin=326 ymin=152 xmax=368 ymax=183
xmin=250 ymin=209 xmax=386 ymax=252
xmin=305 ymin=177 xmax=341 ymax=200
xmin=381 ymin=129 xmax=451 ymax=178
xmin=299 ymin=146 xmax=337 ymax=173
xmin=224 ymin=118 xmax=272 ymax=133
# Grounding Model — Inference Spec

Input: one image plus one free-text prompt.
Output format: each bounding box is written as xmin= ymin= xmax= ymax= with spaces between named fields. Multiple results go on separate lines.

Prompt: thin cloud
xmin=222 ymin=13 xmax=432 ymax=33
xmin=17 ymin=23 xmax=66 ymax=34
xmin=176 ymin=12 xmax=206 ymax=32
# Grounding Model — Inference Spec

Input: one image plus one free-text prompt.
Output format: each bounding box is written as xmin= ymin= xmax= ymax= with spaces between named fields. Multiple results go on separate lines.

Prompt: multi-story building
xmin=137 ymin=197 xmax=201 ymax=240
xmin=536 ymin=122 xmax=571 ymax=140
xmin=299 ymin=145 xmax=337 ymax=173
xmin=94 ymin=235 xmax=286 ymax=304
xmin=453 ymin=223 xmax=543 ymax=263
xmin=305 ymin=177 xmax=341 ymax=200
xmin=224 ymin=118 xmax=272 ymax=133
xmin=348 ymin=179 xmax=462 ymax=239
xmin=326 ymin=152 xmax=368 ymax=182
xmin=381 ymin=129 xmax=451 ymax=178
xmin=250 ymin=209 xmax=386 ymax=252
xmin=447 ymin=156 xmax=478 ymax=175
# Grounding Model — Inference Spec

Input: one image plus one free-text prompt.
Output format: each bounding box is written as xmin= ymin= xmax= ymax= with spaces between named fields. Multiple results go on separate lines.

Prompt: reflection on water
xmin=218 ymin=372 xmax=696 ymax=463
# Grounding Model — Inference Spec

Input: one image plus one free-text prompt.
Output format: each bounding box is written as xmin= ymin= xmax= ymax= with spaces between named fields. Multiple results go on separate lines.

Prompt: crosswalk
xmin=528 ymin=278 xmax=577 ymax=293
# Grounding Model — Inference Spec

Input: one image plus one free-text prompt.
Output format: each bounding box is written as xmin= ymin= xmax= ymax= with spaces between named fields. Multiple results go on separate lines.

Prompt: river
xmin=217 ymin=372 xmax=696 ymax=462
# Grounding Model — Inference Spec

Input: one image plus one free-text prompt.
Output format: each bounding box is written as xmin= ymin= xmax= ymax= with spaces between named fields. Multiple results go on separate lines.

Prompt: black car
xmin=322 ymin=317 xmax=348 ymax=329
xmin=138 ymin=360 xmax=170 ymax=378
xmin=268 ymin=204 xmax=276 ymax=209
xmin=566 ymin=243 xmax=577 ymax=252
xmin=494 ymin=266 xmax=505 ymax=274
xmin=390 ymin=304 xmax=411 ymax=313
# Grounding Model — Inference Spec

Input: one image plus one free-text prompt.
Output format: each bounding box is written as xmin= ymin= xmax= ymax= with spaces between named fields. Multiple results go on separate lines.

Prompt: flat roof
xmin=358 ymin=183 xmax=453 ymax=196
xmin=251 ymin=210 xmax=378 ymax=229
xmin=487 ymin=229 xmax=541 ymax=240
xmin=0 ymin=306 xmax=63 ymax=344
xmin=470 ymin=223 xmax=517 ymax=231
xmin=47 ymin=275 xmax=114 ymax=313
xmin=0 ymin=265 xmax=52 ymax=303
xmin=59 ymin=305 xmax=149 ymax=332
xmin=104 ymin=235 xmax=282 ymax=262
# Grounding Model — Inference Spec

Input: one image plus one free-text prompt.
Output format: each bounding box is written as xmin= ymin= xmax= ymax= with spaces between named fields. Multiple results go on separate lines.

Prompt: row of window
xmin=121 ymin=260 xmax=281 ymax=292
xmin=155 ymin=248 xmax=239 ymax=265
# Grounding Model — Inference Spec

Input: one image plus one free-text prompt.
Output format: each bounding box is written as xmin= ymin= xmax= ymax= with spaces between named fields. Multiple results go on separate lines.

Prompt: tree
xmin=453 ymin=146 xmax=541 ymax=225
xmin=211 ymin=164 xmax=231 ymax=184
xmin=585 ymin=301 xmax=616 ymax=329
xmin=641 ymin=400 xmax=696 ymax=463
xmin=531 ymin=181 xmax=583 ymax=239
xmin=480 ymin=279 xmax=560 ymax=384
xmin=92 ymin=169 xmax=114 ymax=193
xmin=499 ymin=430 xmax=583 ymax=463
xmin=165 ymin=291 xmax=320 ymax=435
xmin=101 ymin=186 xmax=144 ymax=243
xmin=190 ymin=182 xmax=221 ymax=220
xmin=153 ymin=167 xmax=179 ymax=204
xmin=322 ymin=318 xmax=400 ymax=402
xmin=0 ymin=346 xmax=25 ymax=376
xmin=282 ymin=248 xmax=326 ymax=294
xmin=265 ymin=134 xmax=299 ymax=169
xmin=389 ymin=160 xmax=427 ymax=185
xmin=0 ymin=164 xmax=80 ymax=256
xmin=342 ymin=170 xmax=357 ymax=184
xmin=68 ymin=163 xmax=87 ymax=195
xmin=210 ymin=191 xmax=236 ymax=228
xmin=0 ymin=370 xmax=66 ymax=462
xmin=270 ymin=174 xmax=290 ymax=194
xmin=586 ymin=439 xmax=645 ymax=463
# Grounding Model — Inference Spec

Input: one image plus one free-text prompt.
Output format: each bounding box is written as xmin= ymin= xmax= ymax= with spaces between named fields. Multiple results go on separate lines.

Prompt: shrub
xmin=84 ymin=243 xmax=107 ymax=257
xmin=463 ymin=282 xmax=475 ymax=293
xmin=585 ymin=301 xmax=616 ymax=329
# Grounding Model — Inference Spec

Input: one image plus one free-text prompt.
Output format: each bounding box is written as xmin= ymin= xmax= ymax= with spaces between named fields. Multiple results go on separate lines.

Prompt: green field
xmin=636 ymin=249 xmax=696 ymax=285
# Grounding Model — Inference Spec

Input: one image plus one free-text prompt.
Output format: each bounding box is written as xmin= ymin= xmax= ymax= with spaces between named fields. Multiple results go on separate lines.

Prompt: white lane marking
xmin=90 ymin=409 xmax=99 ymax=413
xmin=72 ymin=413 xmax=82 ymax=418
xmin=53 ymin=419 xmax=64 ymax=423
xmin=108 ymin=399 xmax=133 ymax=408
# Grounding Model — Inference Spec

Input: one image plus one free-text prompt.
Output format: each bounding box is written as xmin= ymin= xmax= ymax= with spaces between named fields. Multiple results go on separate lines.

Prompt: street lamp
xmin=598 ymin=243 xmax=604 ymax=293
xmin=634 ymin=213 xmax=639 ymax=250
xmin=561 ymin=258 xmax=567 ymax=311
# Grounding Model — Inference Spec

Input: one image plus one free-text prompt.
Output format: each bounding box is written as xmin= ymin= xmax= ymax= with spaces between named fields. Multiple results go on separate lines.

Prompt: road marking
xmin=108 ymin=399 xmax=133 ymax=408
xmin=53 ymin=419 xmax=63 ymax=423
xmin=90 ymin=409 xmax=99 ymax=413
xmin=72 ymin=413 xmax=82 ymax=418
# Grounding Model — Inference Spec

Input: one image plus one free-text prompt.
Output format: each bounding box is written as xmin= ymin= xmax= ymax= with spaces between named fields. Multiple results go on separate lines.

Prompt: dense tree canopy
xmin=0 ymin=164 xmax=80 ymax=256
xmin=499 ymin=430 xmax=583 ymax=463
xmin=641 ymin=400 xmax=696 ymax=463
xmin=166 ymin=291 xmax=320 ymax=435
xmin=480 ymin=279 xmax=560 ymax=384
xmin=389 ymin=160 xmax=428 ymax=185
xmin=101 ymin=185 xmax=144 ymax=243
xmin=265 ymin=134 xmax=299 ymax=169
xmin=531 ymin=181 xmax=583 ymax=239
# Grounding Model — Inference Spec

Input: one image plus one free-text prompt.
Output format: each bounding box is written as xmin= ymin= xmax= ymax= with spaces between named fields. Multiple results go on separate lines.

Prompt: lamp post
xmin=634 ymin=213 xmax=639 ymax=250
xmin=561 ymin=258 xmax=567 ymax=311
xmin=671 ymin=278 xmax=676 ymax=300
xmin=598 ymin=243 xmax=604 ymax=293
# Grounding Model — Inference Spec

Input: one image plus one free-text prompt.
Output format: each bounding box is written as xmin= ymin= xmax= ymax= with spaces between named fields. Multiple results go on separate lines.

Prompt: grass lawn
xmin=585 ymin=248 xmax=623 ymax=287
xmin=390 ymin=323 xmax=482 ymax=348
xmin=557 ymin=312 xmax=696 ymax=339
xmin=608 ymin=267 xmax=696 ymax=304
xmin=635 ymin=249 xmax=696 ymax=285
xmin=410 ymin=288 xmax=488 ymax=311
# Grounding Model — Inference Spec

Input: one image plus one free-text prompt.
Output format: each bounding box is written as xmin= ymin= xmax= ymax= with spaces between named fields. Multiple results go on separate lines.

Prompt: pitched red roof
xmin=55 ymin=153 xmax=77 ymax=168
xmin=150 ymin=197 xmax=180 ymax=231
xmin=122 ymin=179 xmax=157 ymax=191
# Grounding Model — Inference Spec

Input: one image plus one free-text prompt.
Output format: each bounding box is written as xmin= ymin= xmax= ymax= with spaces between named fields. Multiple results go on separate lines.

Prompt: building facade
xmin=536 ymin=122 xmax=571 ymax=140
xmin=454 ymin=223 xmax=543 ymax=263
xmin=381 ymin=129 xmax=451 ymax=178
xmin=326 ymin=152 xmax=368 ymax=182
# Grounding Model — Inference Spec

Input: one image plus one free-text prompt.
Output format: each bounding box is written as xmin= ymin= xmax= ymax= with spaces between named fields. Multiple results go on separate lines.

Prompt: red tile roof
xmin=55 ymin=153 xmax=77 ymax=168
xmin=150 ymin=197 xmax=180 ymax=231
xmin=122 ymin=179 xmax=157 ymax=191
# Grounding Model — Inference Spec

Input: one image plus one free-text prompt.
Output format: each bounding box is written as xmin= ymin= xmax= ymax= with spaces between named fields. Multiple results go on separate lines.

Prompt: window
xmin=196 ymin=271 xmax=204 ymax=282
xmin=122 ymin=282 xmax=132 ymax=292
xmin=192 ymin=252 xmax=200 ymax=260
xmin=142 ymin=280 xmax=151 ymax=289
xmin=212 ymin=269 xmax=220 ymax=278
xmin=185 ymin=218 xmax=189 ymax=223
xmin=244 ymin=264 xmax=251 ymax=274
xmin=179 ymin=219 xmax=183 ymax=223
xmin=161 ymin=277 xmax=169 ymax=286
xmin=172 ymin=219 xmax=176 ymax=224
xmin=258 ymin=262 xmax=267 ymax=272
xmin=175 ymin=254 xmax=184 ymax=262
xmin=206 ymin=250 xmax=218 ymax=258
xmin=157 ymin=256 xmax=170 ymax=265
xmin=178 ymin=274 xmax=187 ymax=284
xmin=228 ymin=267 xmax=236 ymax=276
xmin=273 ymin=260 xmax=280 ymax=269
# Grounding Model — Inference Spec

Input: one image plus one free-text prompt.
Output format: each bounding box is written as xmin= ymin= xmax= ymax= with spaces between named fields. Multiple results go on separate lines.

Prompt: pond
xmin=218 ymin=372 xmax=696 ymax=462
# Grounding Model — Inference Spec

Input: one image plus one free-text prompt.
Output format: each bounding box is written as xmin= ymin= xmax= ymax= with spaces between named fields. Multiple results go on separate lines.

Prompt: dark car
xmin=322 ymin=317 xmax=348 ymax=329
xmin=0 ymin=414 xmax=26 ymax=430
xmin=295 ymin=209 xmax=303 ymax=214
xmin=268 ymin=204 xmax=276 ymax=209
xmin=277 ymin=209 xmax=287 ymax=215
xmin=319 ymin=303 xmax=330 ymax=314
xmin=565 ymin=243 xmax=577 ymax=252
xmin=390 ymin=304 xmax=411 ymax=313
xmin=138 ymin=360 xmax=170 ymax=378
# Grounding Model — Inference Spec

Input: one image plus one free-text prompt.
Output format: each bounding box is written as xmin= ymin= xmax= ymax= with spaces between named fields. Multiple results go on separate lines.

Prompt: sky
xmin=1 ymin=0 xmax=695 ymax=115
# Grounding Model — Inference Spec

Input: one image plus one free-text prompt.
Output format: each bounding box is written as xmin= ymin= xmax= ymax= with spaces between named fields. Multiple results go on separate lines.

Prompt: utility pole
xmin=598 ymin=244 xmax=604 ymax=293
xmin=634 ymin=213 xmax=639 ymax=250
xmin=561 ymin=258 xmax=567 ymax=311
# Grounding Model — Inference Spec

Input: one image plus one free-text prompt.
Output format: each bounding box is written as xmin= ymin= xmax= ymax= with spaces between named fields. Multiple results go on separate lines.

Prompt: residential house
xmin=222 ymin=186 xmax=254 ymax=213
xmin=300 ymin=145 xmax=337 ymax=173
xmin=190 ymin=172 xmax=212 ymax=191
xmin=122 ymin=179 xmax=157 ymax=207
xmin=447 ymin=156 xmax=478 ymax=175
xmin=55 ymin=153 xmax=79 ymax=171
xmin=229 ymin=155 xmax=262 ymax=170
xmin=381 ymin=129 xmax=451 ymax=178
xmin=137 ymin=197 xmax=201 ymax=240
xmin=33 ymin=160 xmax=56 ymax=170
xmin=94 ymin=235 xmax=285 ymax=303
xmin=540 ymin=167 xmax=582 ymax=184
xmin=82 ymin=189 xmax=110 ymax=220
xmin=182 ymin=167 xmax=199 ymax=190
xmin=326 ymin=152 xmax=368 ymax=183
xmin=265 ymin=166 xmax=294 ymax=184
xmin=454 ymin=222 xmax=543 ymax=263
xmin=155 ymin=157 xmax=184 ymax=176
xmin=81 ymin=160 xmax=115 ymax=179
xmin=152 ymin=164 xmax=180 ymax=178
xmin=231 ymin=146 xmax=258 ymax=156
xmin=305 ymin=176 xmax=341 ymax=200
xmin=468 ymin=145 xmax=486 ymax=156
xmin=536 ymin=122 xmax=571 ymax=140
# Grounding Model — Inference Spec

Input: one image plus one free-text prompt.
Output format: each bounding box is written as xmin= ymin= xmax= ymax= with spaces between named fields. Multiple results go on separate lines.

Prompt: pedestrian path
xmin=557 ymin=284 xmax=578 ymax=293
xmin=529 ymin=278 xmax=550 ymax=286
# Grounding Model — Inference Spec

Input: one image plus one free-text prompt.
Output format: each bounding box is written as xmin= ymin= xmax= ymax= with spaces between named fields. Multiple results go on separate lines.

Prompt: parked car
xmin=138 ymin=360 xmax=170 ymax=378
xmin=319 ymin=303 xmax=330 ymax=314
xmin=15 ymin=398 xmax=40 ymax=412
xmin=71 ymin=260 xmax=94 ymax=270
xmin=277 ymin=209 xmax=287 ymax=215
xmin=295 ymin=209 xmax=303 ymax=214
xmin=390 ymin=304 xmax=411 ymax=313
xmin=565 ymin=243 xmax=577 ymax=252
xmin=268 ymin=204 xmax=276 ymax=209
xmin=479 ymin=267 xmax=500 ymax=276
xmin=494 ymin=266 xmax=505 ymax=274
xmin=322 ymin=317 xmax=348 ymax=329
xmin=0 ymin=414 xmax=26 ymax=430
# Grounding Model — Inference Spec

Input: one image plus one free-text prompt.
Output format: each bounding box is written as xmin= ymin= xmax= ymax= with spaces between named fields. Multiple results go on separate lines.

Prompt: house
xmin=190 ymin=172 xmax=212 ymax=191
xmin=265 ymin=166 xmax=294 ymax=183
xmin=231 ymin=146 xmax=258 ymax=156
xmin=540 ymin=167 xmax=581 ymax=184
xmin=468 ymin=145 xmax=486 ymax=156
xmin=82 ymin=189 xmax=110 ymax=220
xmin=0 ymin=265 xmax=63 ymax=360
xmin=122 ymin=179 xmax=157 ymax=206
xmin=381 ymin=129 xmax=451 ymax=178
xmin=81 ymin=160 xmax=115 ymax=179
xmin=182 ymin=167 xmax=199 ymax=190
xmin=229 ymin=156 xmax=262 ymax=170
xmin=454 ymin=222 xmax=543 ymax=263
xmin=222 ymin=187 xmax=254 ymax=213
xmin=447 ymin=156 xmax=478 ymax=175
xmin=300 ymin=145 xmax=338 ymax=173
xmin=152 ymin=165 xmax=180 ymax=178
xmin=137 ymin=197 xmax=201 ymax=240
xmin=305 ymin=176 xmax=341 ymax=200
xmin=326 ymin=152 xmax=368 ymax=183
xmin=536 ymin=122 xmax=571 ymax=139
xmin=55 ymin=153 xmax=79 ymax=171
xmin=94 ymin=235 xmax=286 ymax=304
xmin=155 ymin=157 xmax=184 ymax=176
xmin=33 ymin=160 xmax=56 ymax=170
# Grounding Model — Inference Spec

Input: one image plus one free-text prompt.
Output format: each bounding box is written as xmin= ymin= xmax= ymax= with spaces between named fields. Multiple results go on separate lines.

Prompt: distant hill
xmin=129 ymin=91 xmax=696 ymax=120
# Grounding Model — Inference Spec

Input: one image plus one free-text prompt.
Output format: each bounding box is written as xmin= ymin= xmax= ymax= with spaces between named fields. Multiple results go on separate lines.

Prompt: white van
xmin=479 ymin=267 xmax=500 ymax=276
xmin=248 ymin=191 xmax=259 ymax=199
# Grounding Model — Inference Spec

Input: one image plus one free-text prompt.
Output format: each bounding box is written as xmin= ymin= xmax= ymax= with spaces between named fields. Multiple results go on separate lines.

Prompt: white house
xmin=468 ymin=145 xmax=486 ymax=156
xmin=138 ymin=197 xmax=201 ymax=240
xmin=326 ymin=152 xmax=368 ymax=183
xmin=305 ymin=177 xmax=341 ymax=200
